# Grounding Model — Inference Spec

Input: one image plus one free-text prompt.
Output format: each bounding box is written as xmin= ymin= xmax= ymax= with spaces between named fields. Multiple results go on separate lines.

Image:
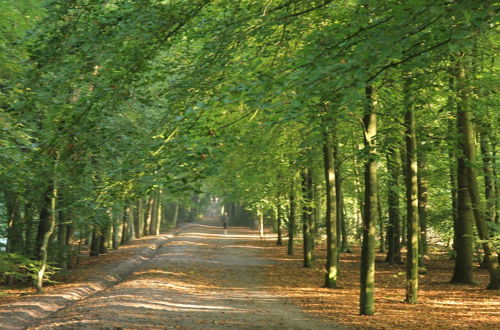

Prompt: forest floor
xmin=261 ymin=241 xmax=500 ymax=329
xmin=0 ymin=220 xmax=498 ymax=329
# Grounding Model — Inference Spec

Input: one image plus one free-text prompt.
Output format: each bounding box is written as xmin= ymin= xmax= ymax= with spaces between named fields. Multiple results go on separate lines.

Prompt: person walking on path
xmin=221 ymin=212 xmax=229 ymax=235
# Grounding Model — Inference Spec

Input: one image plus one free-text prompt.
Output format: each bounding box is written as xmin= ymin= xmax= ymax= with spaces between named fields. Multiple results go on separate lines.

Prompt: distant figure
xmin=221 ymin=212 xmax=229 ymax=235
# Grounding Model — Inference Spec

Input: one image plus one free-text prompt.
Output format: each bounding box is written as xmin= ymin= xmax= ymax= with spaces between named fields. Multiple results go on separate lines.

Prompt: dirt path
xmin=4 ymin=220 xmax=338 ymax=329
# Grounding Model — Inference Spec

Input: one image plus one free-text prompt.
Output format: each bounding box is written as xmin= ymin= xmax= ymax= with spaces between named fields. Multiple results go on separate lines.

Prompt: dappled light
xmin=1 ymin=220 xmax=332 ymax=329
xmin=262 ymin=241 xmax=500 ymax=328
xmin=1 ymin=218 xmax=498 ymax=328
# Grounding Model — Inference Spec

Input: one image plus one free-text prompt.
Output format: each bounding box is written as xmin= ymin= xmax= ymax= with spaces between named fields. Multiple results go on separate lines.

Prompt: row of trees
xmin=1 ymin=0 xmax=498 ymax=315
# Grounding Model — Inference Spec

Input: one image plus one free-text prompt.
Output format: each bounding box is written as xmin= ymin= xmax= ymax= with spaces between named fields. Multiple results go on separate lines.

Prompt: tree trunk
xmin=100 ymin=221 xmax=111 ymax=254
xmin=36 ymin=181 xmax=58 ymax=293
xmin=90 ymin=226 xmax=101 ymax=257
xmin=35 ymin=188 xmax=52 ymax=259
xmin=276 ymin=199 xmax=283 ymax=246
xmin=149 ymin=196 xmax=158 ymax=235
xmin=451 ymin=56 xmax=474 ymax=284
xmin=155 ymin=190 xmax=162 ymax=236
xmin=457 ymin=77 xmax=500 ymax=289
xmin=128 ymin=205 xmax=136 ymax=239
xmin=23 ymin=201 xmax=36 ymax=257
xmin=4 ymin=191 xmax=23 ymax=253
xmin=136 ymin=198 xmax=144 ymax=238
xmin=353 ymin=155 xmax=364 ymax=241
xmin=144 ymin=197 xmax=154 ymax=236
xmin=360 ymin=85 xmax=377 ymax=316
xmin=323 ymin=132 xmax=338 ymax=288
xmin=404 ymin=76 xmax=419 ymax=304
xmin=57 ymin=211 xmax=69 ymax=270
xmin=378 ymin=200 xmax=385 ymax=253
xmin=288 ymin=186 xmax=296 ymax=256
xmin=301 ymin=168 xmax=313 ymax=268
xmin=258 ymin=210 xmax=265 ymax=239
xmin=112 ymin=206 xmax=123 ymax=250
xmin=417 ymin=151 xmax=428 ymax=266
xmin=121 ymin=205 xmax=130 ymax=245
xmin=385 ymin=147 xmax=402 ymax=265
xmin=333 ymin=138 xmax=346 ymax=254
xmin=479 ymin=131 xmax=496 ymax=225
xmin=172 ymin=202 xmax=179 ymax=228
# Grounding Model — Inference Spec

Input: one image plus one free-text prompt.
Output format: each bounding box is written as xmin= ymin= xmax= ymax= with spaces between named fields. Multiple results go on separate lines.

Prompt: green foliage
xmin=0 ymin=0 xmax=498 ymax=292
xmin=0 ymin=252 xmax=58 ymax=285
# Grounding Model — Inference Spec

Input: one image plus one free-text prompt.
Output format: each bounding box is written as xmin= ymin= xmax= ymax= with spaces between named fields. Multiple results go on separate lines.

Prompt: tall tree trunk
xmin=128 ymin=205 xmax=136 ymax=239
xmin=258 ymin=209 xmax=265 ymax=239
xmin=100 ymin=221 xmax=111 ymax=255
xmin=36 ymin=177 xmax=58 ymax=293
xmin=23 ymin=200 xmax=36 ymax=257
xmin=399 ymin=147 xmax=407 ymax=248
xmin=149 ymin=196 xmax=158 ymax=235
xmin=353 ymin=155 xmax=364 ymax=241
xmin=276 ymin=198 xmax=283 ymax=246
xmin=4 ymin=191 xmax=23 ymax=253
xmin=288 ymin=186 xmax=296 ymax=256
xmin=121 ymin=205 xmax=130 ymax=245
xmin=301 ymin=168 xmax=313 ymax=268
xmin=451 ymin=56 xmax=474 ymax=284
xmin=447 ymin=69 xmax=459 ymax=259
xmin=417 ymin=151 xmax=429 ymax=266
xmin=136 ymin=198 xmax=144 ymax=238
xmin=310 ymin=175 xmax=318 ymax=251
xmin=479 ymin=132 xmax=496 ymax=224
xmin=90 ymin=225 xmax=102 ymax=257
xmin=404 ymin=76 xmax=419 ymax=304
xmin=155 ymin=189 xmax=162 ymax=236
xmin=334 ymin=139 xmax=350 ymax=253
xmin=360 ymin=85 xmax=377 ymax=316
xmin=457 ymin=67 xmax=500 ymax=289
xmin=112 ymin=206 xmax=123 ymax=250
xmin=323 ymin=132 xmax=338 ymax=288
xmin=144 ymin=197 xmax=154 ymax=236
xmin=172 ymin=203 xmax=179 ymax=228
xmin=378 ymin=200 xmax=385 ymax=253
xmin=385 ymin=147 xmax=402 ymax=265
xmin=35 ymin=188 xmax=52 ymax=259
xmin=57 ymin=211 xmax=69 ymax=270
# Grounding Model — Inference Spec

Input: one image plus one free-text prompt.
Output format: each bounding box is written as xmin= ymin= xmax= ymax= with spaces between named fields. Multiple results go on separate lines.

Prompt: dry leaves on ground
xmin=260 ymin=241 xmax=500 ymax=329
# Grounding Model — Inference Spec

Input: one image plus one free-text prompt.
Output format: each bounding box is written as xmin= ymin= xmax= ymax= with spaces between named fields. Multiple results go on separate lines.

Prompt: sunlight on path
xmin=9 ymin=220 xmax=338 ymax=329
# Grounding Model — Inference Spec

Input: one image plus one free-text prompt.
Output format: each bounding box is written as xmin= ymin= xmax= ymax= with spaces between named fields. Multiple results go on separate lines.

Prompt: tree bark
xmin=404 ymin=76 xmax=419 ymax=304
xmin=90 ymin=225 xmax=102 ymax=257
xmin=4 ymin=191 xmax=23 ymax=253
xmin=360 ymin=85 xmax=377 ymax=316
xmin=288 ymin=186 xmax=296 ymax=256
xmin=35 ymin=188 xmax=52 ymax=259
xmin=417 ymin=151 xmax=428 ymax=266
xmin=451 ymin=56 xmax=474 ymax=284
xmin=323 ymin=132 xmax=338 ymax=288
xmin=334 ymin=139 xmax=350 ymax=253
xmin=276 ymin=198 xmax=283 ymax=246
xmin=385 ymin=147 xmax=402 ymax=265
xmin=301 ymin=168 xmax=313 ymax=268
xmin=172 ymin=203 xmax=179 ymax=228
xmin=458 ymin=86 xmax=500 ymax=289
xmin=144 ymin=197 xmax=154 ymax=236
xmin=36 ymin=179 xmax=58 ymax=293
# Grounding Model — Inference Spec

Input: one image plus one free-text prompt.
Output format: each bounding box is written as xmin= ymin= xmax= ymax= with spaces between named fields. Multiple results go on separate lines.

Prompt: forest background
xmin=0 ymin=0 xmax=498 ymax=318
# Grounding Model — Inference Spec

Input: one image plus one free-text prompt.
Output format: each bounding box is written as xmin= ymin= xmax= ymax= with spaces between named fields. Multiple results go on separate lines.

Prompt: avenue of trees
xmin=0 ymin=0 xmax=498 ymax=315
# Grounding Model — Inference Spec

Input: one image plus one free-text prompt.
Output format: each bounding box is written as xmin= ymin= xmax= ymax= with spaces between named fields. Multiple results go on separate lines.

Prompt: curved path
xmin=4 ymin=220 xmax=338 ymax=329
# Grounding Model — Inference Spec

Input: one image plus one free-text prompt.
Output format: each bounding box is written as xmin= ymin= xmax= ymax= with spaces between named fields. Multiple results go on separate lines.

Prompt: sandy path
xmin=12 ymin=220 xmax=338 ymax=329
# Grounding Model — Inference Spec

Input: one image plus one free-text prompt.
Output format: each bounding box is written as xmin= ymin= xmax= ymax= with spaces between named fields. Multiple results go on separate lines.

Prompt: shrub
xmin=0 ymin=252 xmax=59 ymax=285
